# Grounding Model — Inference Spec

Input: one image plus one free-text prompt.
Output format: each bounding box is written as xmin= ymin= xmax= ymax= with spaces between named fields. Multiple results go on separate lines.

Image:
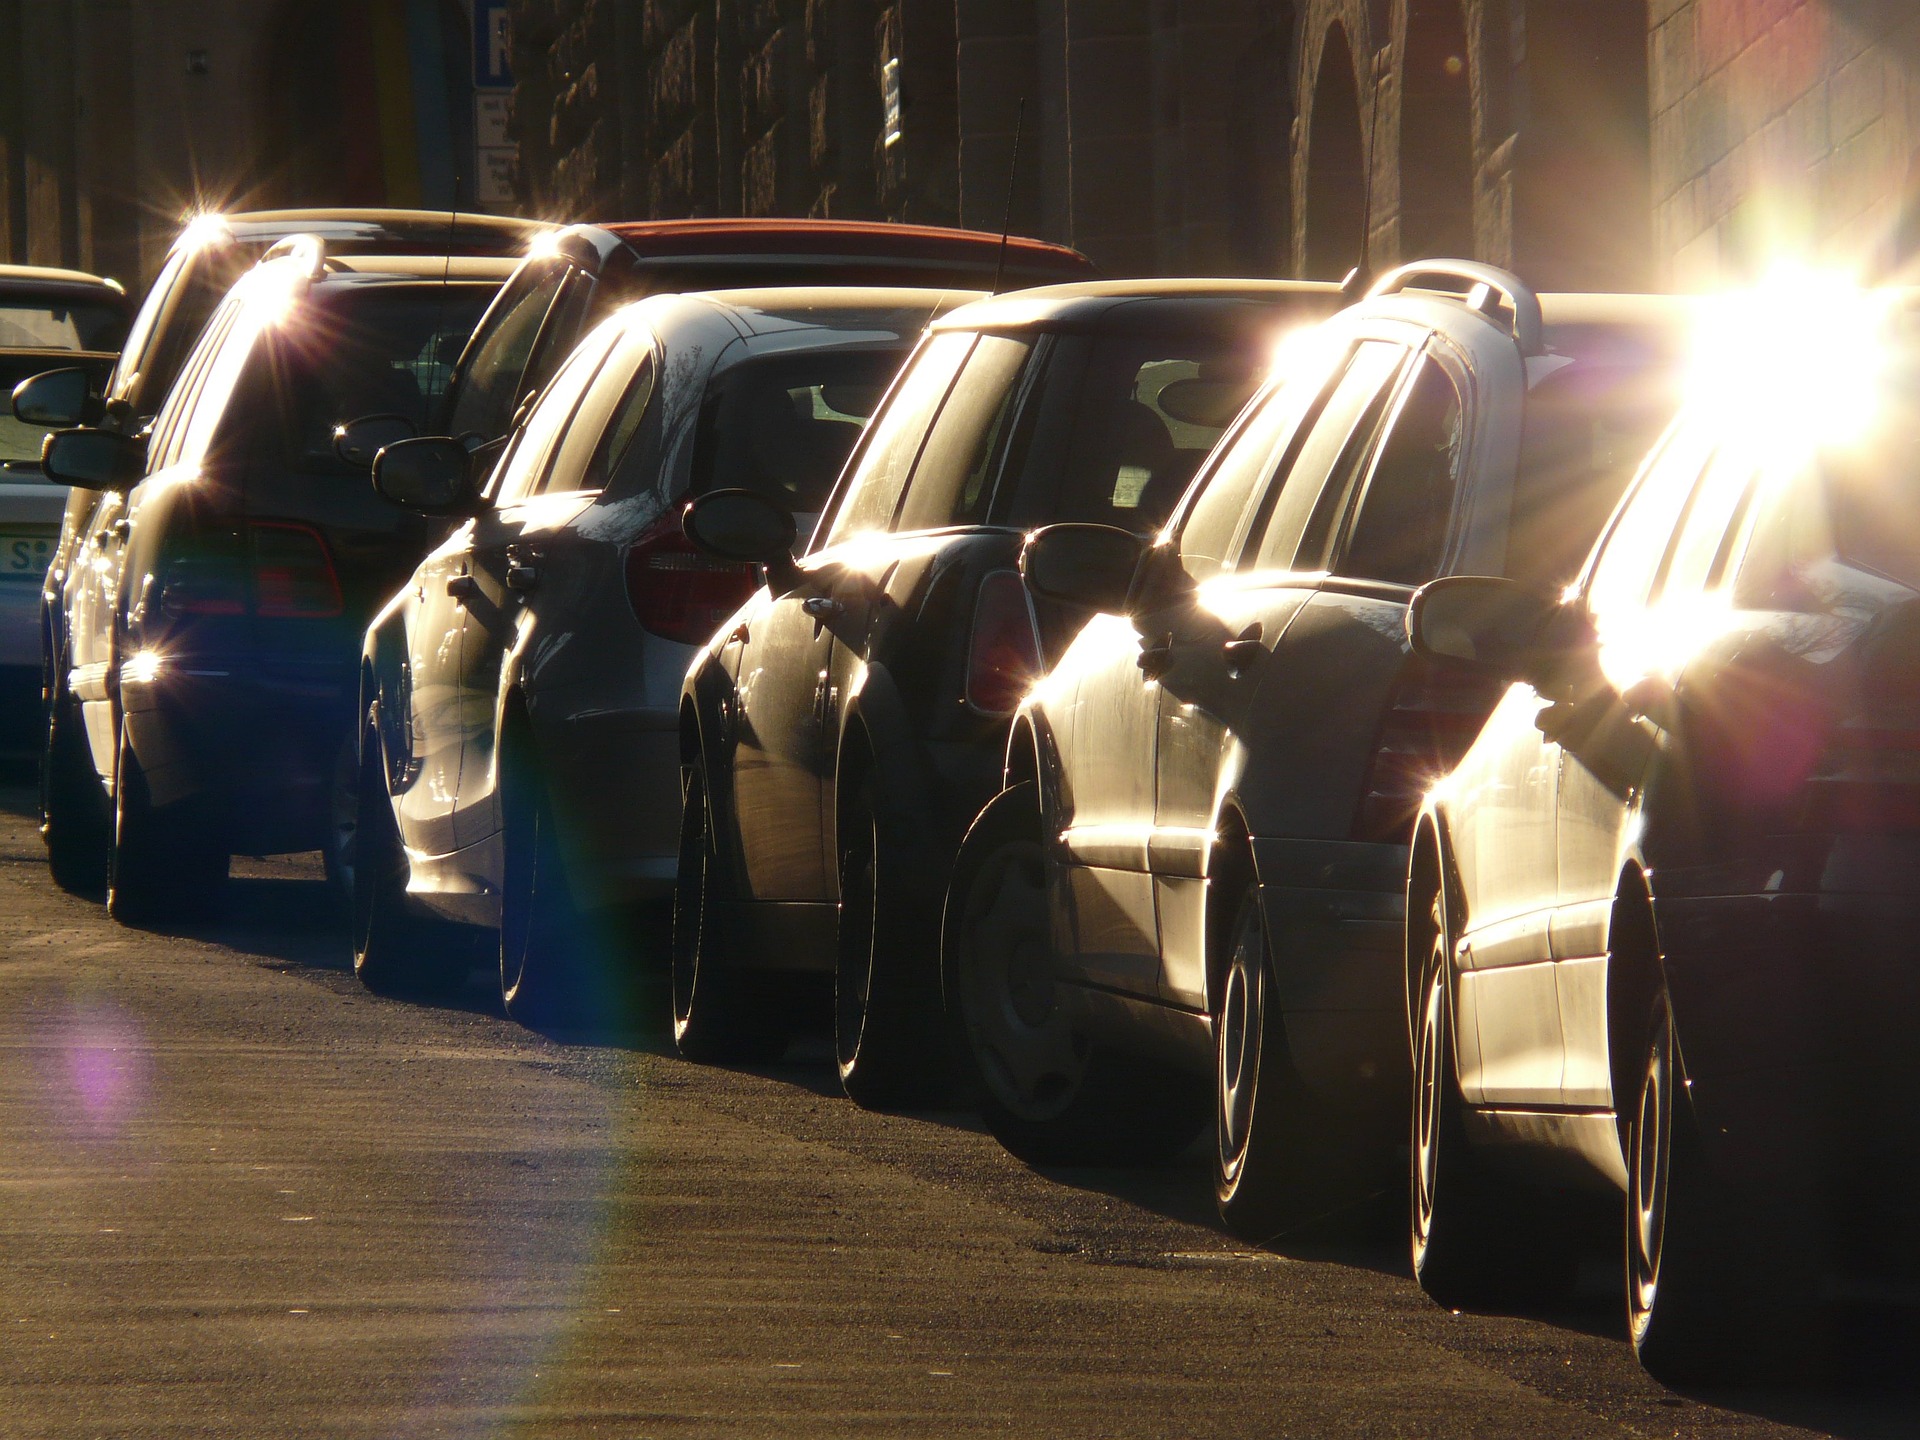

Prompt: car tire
xmin=351 ymin=715 xmax=468 ymax=997
xmin=948 ymin=784 xmax=1205 ymax=1167
xmin=106 ymin=721 xmax=227 ymax=927
xmin=834 ymin=769 xmax=949 ymax=1111
xmin=1410 ymin=884 xmax=1577 ymax=1309
xmin=1626 ymin=983 xmax=1814 ymax=1383
xmin=498 ymin=728 xmax=594 ymax=1029
xmin=672 ymin=757 xmax=789 ymax=1064
xmin=321 ymin=722 xmax=358 ymax=917
xmin=1211 ymin=881 xmax=1328 ymax=1241
xmin=41 ymin=679 xmax=109 ymax=896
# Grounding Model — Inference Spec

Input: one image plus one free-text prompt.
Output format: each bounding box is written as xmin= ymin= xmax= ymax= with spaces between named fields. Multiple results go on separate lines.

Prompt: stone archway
xmin=1397 ymin=0 xmax=1474 ymax=261
xmin=1303 ymin=22 xmax=1367 ymax=280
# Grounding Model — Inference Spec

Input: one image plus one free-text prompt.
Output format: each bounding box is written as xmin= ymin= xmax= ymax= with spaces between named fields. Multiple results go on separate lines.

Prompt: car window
xmin=1171 ymin=355 xmax=1339 ymax=583
xmin=893 ymin=334 xmax=1035 ymax=531
xmin=148 ymin=295 xmax=243 ymax=471
xmin=126 ymin=245 xmax=252 ymax=419
xmin=1336 ymin=356 xmax=1465 ymax=585
xmin=996 ymin=333 xmax=1267 ymax=531
xmin=515 ymin=271 xmax=598 ymax=414
xmin=259 ymin=283 xmax=498 ymax=474
xmin=822 ymin=331 xmax=975 ymax=547
xmin=442 ymin=259 xmax=570 ymax=440
xmin=1506 ymin=358 xmax=1684 ymax=592
xmin=1654 ymin=447 xmax=1757 ymax=602
xmin=587 ymin=353 xmax=662 ymax=492
xmin=0 ymin=296 xmax=126 ymax=350
xmin=692 ymin=348 xmax=904 ymax=514
xmin=112 ymin=249 xmax=188 ymax=395
xmin=1248 ymin=339 xmax=1410 ymax=571
xmin=488 ymin=321 xmax=623 ymax=506
xmin=546 ymin=328 xmax=654 ymax=495
xmin=1585 ymin=424 xmax=1717 ymax=623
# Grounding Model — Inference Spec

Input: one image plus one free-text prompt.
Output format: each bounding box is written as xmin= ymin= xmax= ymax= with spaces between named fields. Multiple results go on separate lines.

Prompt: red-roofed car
xmin=432 ymin=219 xmax=1097 ymax=463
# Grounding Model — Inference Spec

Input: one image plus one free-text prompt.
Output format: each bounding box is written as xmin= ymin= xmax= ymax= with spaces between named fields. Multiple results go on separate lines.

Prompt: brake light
xmin=624 ymin=511 xmax=758 ymax=644
xmin=1354 ymin=661 xmax=1504 ymax=843
xmin=966 ymin=570 xmax=1044 ymax=714
xmin=249 ymin=522 xmax=342 ymax=618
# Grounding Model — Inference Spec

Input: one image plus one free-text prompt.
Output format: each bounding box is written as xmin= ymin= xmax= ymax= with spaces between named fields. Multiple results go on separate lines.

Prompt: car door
xmin=393 ymin=527 xmax=474 ymax=859
xmin=729 ymin=329 xmax=976 ymax=900
xmin=1147 ymin=335 xmax=1416 ymax=1008
xmin=447 ymin=317 xmax=629 ymax=850
xmin=1552 ymin=432 xmax=1733 ymax=1107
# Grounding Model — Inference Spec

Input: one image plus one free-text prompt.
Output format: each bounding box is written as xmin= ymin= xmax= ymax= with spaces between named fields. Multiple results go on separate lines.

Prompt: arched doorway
xmin=1304 ymin=24 xmax=1367 ymax=280
xmin=1397 ymin=0 xmax=1475 ymax=261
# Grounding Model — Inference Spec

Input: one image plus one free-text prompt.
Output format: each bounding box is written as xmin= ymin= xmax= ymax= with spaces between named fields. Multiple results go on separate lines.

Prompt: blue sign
xmin=473 ymin=0 xmax=512 ymax=89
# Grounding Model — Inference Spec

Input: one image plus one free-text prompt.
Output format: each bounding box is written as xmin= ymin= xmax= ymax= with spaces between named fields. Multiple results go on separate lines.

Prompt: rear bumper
xmin=1251 ymin=836 xmax=1409 ymax=1119
xmin=121 ymin=657 xmax=354 ymax=853
xmin=539 ymin=702 xmax=682 ymax=906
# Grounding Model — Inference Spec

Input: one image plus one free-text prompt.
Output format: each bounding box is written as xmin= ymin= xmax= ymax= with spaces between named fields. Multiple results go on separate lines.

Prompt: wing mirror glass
xmin=683 ymin=488 xmax=800 ymax=591
xmin=1021 ymin=523 xmax=1147 ymax=613
xmin=372 ymin=435 xmax=479 ymax=515
xmin=12 ymin=367 xmax=93 ymax=428
xmin=40 ymin=427 xmax=146 ymax=491
xmin=1408 ymin=576 xmax=1569 ymax=679
xmin=333 ymin=413 xmax=418 ymax=469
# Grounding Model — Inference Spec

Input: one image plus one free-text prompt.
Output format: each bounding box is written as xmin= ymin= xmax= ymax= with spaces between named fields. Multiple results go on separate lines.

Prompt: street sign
xmin=474 ymin=0 xmax=512 ymax=90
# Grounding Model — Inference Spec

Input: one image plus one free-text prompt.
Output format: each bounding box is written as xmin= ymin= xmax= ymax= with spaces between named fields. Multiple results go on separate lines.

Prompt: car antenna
xmin=991 ymin=98 xmax=1026 ymax=296
xmin=1340 ymin=79 xmax=1383 ymax=302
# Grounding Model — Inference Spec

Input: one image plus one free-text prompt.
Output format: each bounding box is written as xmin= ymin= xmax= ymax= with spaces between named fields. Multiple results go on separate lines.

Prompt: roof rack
xmin=1368 ymin=259 xmax=1543 ymax=356
xmin=259 ymin=233 xmax=328 ymax=281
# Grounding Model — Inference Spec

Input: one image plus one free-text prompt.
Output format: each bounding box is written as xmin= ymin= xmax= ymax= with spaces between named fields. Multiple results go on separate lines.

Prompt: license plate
xmin=0 ymin=532 xmax=54 ymax=578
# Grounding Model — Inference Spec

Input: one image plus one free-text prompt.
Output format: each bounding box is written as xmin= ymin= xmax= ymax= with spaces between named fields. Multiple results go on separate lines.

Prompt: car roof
xmin=0 ymin=263 xmax=129 ymax=300
xmin=176 ymin=208 xmax=548 ymax=255
xmin=931 ymin=277 xmax=1344 ymax=335
xmin=682 ymin=285 xmax=987 ymax=338
xmin=316 ymin=255 xmax=522 ymax=283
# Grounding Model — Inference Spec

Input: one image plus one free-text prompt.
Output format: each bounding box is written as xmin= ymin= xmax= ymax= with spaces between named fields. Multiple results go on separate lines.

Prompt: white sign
xmin=477 ymin=147 xmax=516 ymax=208
xmin=475 ymin=93 xmax=510 ymax=149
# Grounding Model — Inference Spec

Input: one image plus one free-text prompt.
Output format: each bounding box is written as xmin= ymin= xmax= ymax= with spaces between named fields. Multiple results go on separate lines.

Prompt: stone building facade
xmin=508 ymin=1 xmax=1920 ymax=292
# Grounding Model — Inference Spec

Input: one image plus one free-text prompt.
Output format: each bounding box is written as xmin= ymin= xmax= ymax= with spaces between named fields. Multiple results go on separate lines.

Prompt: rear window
xmin=1507 ymin=343 xmax=1684 ymax=591
xmin=997 ymin=331 xmax=1265 ymax=531
xmin=256 ymin=284 xmax=496 ymax=471
xmin=691 ymin=349 xmax=905 ymax=514
xmin=0 ymin=296 xmax=126 ymax=351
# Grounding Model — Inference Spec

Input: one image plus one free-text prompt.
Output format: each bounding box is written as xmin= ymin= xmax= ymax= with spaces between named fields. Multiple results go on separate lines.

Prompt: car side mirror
xmin=1021 ymin=523 xmax=1146 ymax=613
xmin=12 ymin=367 xmax=93 ymax=428
xmin=372 ymin=436 xmax=480 ymax=515
xmin=1408 ymin=576 xmax=1568 ymax=680
xmin=40 ymin=427 xmax=146 ymax=491
xmin=333 ymin=413 xmax=418 ymax=469
xmin=683 ymin=488 xmax=800 ymax=593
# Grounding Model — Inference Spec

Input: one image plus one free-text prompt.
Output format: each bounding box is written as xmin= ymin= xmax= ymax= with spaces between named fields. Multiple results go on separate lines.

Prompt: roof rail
xmin=1367 ymin=259 xmax=1543 ymax=356
xmin=260 ymin=233 xmax=328 ymax=281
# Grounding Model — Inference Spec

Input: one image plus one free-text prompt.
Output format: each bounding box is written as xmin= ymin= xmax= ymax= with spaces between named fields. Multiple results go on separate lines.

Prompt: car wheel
xmin=1410 ymin=884 xmax=1577 ymax=1309
xmin=321 ymin=723 xmax=358 ymax=915
xmin=351 ymin=715 xmax=468 ymax=996
xmin=834 ymin=770 xmax=949 ymax=1110
xmin=106 ymin=721 xmax=227 ymax=926
xmin=949 ymin=784 xmax=1204 ymax=1167
xmin=498 ymin=726 xmax=596 ymax=1029
xmin=671 ymin=758 xmax=789 ymax=1064
xmin=1626 ymin=983 xmax=1812 ymax=1382
xmin=1212 ymin=881 xmax=1324 ymax=1240
xmin=41 ymin=679 xmax=109 ymax=896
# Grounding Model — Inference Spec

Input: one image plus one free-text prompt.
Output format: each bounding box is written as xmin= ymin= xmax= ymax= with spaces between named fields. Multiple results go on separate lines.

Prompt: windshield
xmin=0 ymin=296 xmax=127 ymax=351
xmin=257 ymin=284 xmax=496 ymax=472
xmin=997 ymin=331 xmax=1267 ymax=531
xmin=690 ymin=348 xmax=906 ymax=513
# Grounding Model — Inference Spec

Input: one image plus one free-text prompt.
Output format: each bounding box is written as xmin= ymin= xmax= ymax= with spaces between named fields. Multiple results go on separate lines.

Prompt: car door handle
xmin=446 ymin=575 xmax=478 ymax=602
xmin=1139 ymin=635 xmax=1173 ymax=680
xmin=802 ymin=595 xmax=843 ymax=620
xmin=505 ymin=561 xmax=540 ymax=592
xmin=1222 ymin=623 xmax=1265 ymax=675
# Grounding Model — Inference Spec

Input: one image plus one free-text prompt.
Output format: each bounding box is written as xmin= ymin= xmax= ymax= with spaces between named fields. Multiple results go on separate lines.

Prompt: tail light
xmin=624 ymin=511 xmax=758 ymax=644
xmin=966 ymin=570 xmax=1044 ymax=714
xmin=1354 ymin=661 xmax=1504 ymax=843
xmin=155 ymin=521 xmax=341 ymax=620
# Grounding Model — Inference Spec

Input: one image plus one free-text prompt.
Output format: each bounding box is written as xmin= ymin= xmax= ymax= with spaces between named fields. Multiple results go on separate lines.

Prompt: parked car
xmin=434 ymin=219 xmax=1097 ymax=471
xmin=354 ymin=286 xmax=974 ymax=1021
xmin=943 ymin=264 xmax=1694 ymax=1235
xmin=22 ymin=208 xmax=541 ymax=882
xmin=0 ymin=263 xmax=130 ymax=750
xmin=674 ymin=278 xmax=1339 ymax=1103
xmin=1405 ymin=287 xmax=1920 ymax=1380
xmin=37 ymin=239 xmax=513 ymax=918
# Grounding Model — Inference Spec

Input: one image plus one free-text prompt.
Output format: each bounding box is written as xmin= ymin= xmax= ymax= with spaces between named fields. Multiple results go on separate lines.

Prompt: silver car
xmin=356 ymin=286 xmax=977 ymax=1023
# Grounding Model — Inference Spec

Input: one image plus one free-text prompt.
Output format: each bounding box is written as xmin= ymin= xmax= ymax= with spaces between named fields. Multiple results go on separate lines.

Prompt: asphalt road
xmin=1 ymin=782 xmax=1914 ymax=1439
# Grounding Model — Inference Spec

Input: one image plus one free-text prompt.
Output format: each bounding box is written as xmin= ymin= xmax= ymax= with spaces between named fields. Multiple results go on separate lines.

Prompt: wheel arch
xmin=1203 ymin=801 xmax=1259 ymax=1018
xmin=1606 ymin=861 xmax=1664 ymax=1153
